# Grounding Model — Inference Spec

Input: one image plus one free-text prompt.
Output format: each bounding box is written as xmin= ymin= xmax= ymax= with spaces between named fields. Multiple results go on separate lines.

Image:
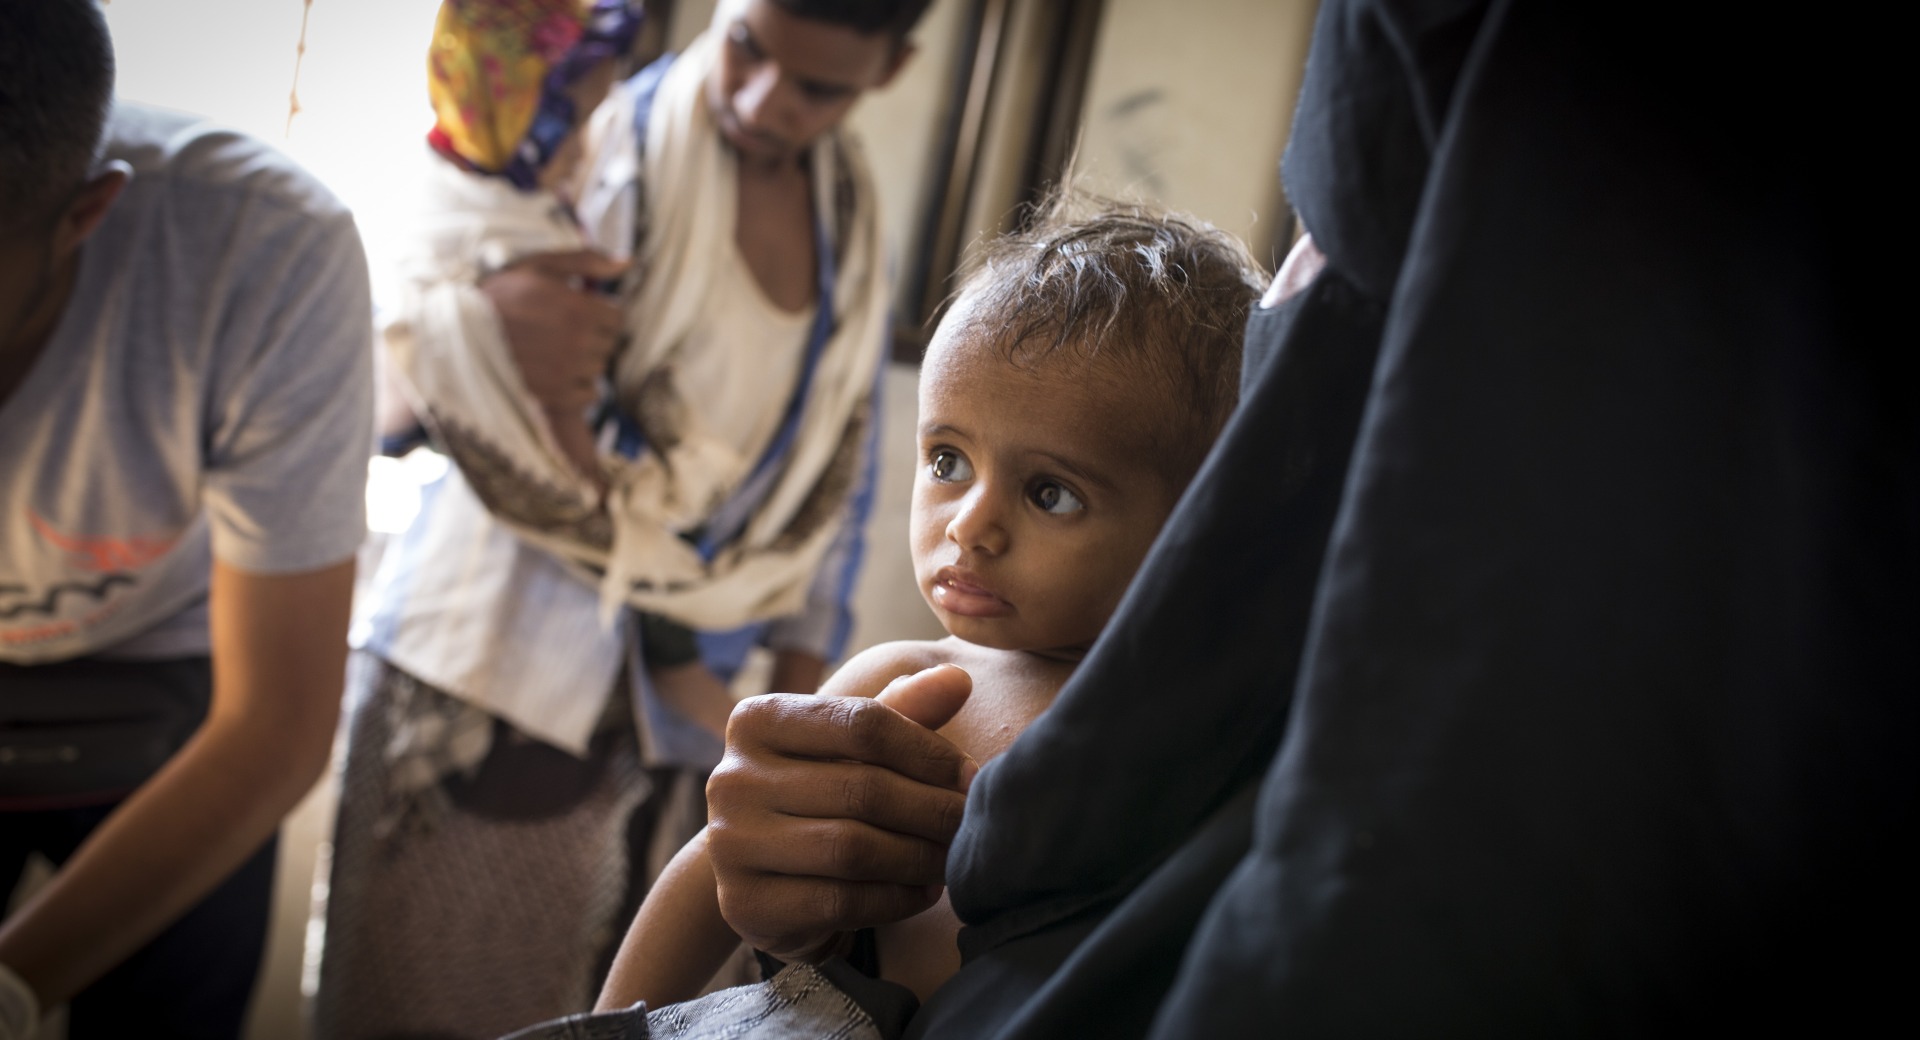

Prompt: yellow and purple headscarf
xmin=427 ymin=0 xmax=643 ymax=189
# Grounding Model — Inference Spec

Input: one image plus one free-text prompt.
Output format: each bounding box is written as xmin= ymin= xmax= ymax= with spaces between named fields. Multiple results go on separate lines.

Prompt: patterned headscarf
xmin=428 ymin=0 xmax=644 ymax=189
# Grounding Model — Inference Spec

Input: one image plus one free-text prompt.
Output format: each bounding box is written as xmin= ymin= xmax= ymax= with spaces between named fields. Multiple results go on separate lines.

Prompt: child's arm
xmin=595 ymin=827 xmax=742 ymax=1011
xmin=638 ymin=613 xmax=736 ymax=740
xmin=647 ymin=662 xmax=736 ymax=740
xmin=601 ymin=641 xmax=959 ymax=1010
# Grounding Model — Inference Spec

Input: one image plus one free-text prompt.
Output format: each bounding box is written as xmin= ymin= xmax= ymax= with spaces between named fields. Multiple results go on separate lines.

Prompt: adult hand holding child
xmin=708 ymin=664 xmax=978 ymax=965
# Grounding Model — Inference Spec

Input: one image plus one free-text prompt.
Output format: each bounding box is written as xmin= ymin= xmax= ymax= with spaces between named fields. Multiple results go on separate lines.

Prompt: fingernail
xmin=959 ymin=757 xmax=979 ymax=792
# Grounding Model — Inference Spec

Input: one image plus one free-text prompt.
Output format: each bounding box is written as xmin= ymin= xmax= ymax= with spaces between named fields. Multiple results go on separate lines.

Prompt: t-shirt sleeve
xmin=200 ymin=205 xmax=375 ymax=574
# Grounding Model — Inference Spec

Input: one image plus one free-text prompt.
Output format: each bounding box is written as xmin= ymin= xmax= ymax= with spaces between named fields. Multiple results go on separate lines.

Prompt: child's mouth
xmin=932 ymin=570 xmax=1011 ymax=618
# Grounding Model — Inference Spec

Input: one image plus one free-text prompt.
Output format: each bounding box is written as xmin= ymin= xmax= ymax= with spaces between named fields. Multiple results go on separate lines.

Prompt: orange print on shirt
xmin=29 ymin=510 xmax=184 ymax=572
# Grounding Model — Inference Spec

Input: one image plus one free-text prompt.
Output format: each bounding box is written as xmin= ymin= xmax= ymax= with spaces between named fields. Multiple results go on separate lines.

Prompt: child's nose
xmin=946 ymin=488 xmax=1008 ymax=556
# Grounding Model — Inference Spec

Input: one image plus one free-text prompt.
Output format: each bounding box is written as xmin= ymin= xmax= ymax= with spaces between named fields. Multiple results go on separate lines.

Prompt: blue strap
xmin=600 ymin=54 xmax=674 ymax=461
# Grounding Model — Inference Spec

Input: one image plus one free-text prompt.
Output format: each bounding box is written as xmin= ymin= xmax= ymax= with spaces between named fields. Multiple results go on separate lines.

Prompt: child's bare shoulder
xmin=818 ymin=638 xmax=968 ymax=700
xmin=823 ymin=638 xmax=1070 ymax=764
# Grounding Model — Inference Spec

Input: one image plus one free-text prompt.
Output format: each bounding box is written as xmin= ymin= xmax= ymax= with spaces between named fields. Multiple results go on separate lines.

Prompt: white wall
xmin=104 ymin=0 xmax=443 ymax=297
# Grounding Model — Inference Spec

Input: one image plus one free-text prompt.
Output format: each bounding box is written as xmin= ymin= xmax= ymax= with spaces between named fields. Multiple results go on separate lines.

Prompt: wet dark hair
xmin=769 ymin=0 xmax=934 ymax=40
xmin=0 ymin=0 xmax=115 ymax=236
xmin=948 ymin=192 xmax=1268 ymax=490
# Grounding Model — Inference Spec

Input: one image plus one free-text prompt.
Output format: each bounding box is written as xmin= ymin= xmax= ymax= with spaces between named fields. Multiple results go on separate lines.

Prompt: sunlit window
xmin=105 ymin=0 xmax=441 ymax=287
xmin=364 ymin=448 xmax=449 ymax=535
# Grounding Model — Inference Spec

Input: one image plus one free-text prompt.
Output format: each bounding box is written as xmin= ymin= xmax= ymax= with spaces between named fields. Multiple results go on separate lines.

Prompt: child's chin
xmin=946 ymin=621 xmax=1083 ymax=660
xmin=941 ymin=616 xmax=1020 ymax=649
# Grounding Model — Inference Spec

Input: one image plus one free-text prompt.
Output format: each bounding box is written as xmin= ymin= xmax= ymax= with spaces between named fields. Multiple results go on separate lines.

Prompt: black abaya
xmin=913 ymin=2 xmax=1914 ymax=1036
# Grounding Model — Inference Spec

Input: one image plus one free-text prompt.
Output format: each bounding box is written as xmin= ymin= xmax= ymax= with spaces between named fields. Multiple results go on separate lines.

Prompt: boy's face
xmin=705 ymin=0 xmax=910 ymax=168
xmin=912 ymin=304 xmax=1186 ymax=661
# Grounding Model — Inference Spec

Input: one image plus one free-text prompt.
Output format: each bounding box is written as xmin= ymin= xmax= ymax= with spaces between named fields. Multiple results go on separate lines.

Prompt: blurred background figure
xmin=0 ymin=2 xmax=372 ymax=1038
xmin=310 ymin=2 xmax=927 ymax=1038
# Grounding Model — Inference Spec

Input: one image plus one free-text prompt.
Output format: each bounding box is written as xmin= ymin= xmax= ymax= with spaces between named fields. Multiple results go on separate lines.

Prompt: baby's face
xmin=912 ymin=312 xmax=1185 ymax=661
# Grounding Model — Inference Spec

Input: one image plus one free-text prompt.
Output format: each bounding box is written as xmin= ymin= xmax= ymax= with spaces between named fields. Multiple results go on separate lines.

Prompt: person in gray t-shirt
xmin=0 ymin=4 xmax=373 ymax=1038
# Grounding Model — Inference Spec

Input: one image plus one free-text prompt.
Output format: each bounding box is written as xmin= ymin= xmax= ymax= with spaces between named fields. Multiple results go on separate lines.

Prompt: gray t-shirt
xmin=0 ymin=104 xmax=373 ymax=664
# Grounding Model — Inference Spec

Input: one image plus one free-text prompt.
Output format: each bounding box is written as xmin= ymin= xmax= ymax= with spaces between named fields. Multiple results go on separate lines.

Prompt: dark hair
xmin=948 ymin=193 xmax=1267 ymax=490
xmin=0 ymin=0 xmax=115 ymax=236
xmin=769 ymin=0 xmax=934 ymax=40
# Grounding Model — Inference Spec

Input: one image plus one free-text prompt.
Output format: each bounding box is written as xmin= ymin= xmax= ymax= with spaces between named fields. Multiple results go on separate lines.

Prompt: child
xmin=594 ymin=199 xmax=1269 ymax=1010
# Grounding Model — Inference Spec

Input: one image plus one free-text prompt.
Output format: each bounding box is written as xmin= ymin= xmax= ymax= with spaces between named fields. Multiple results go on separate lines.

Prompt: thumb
xmin=875 ymin=664 xmax=972 ymax=732
xmin=518 ymin=248 xmax=631 ymax=282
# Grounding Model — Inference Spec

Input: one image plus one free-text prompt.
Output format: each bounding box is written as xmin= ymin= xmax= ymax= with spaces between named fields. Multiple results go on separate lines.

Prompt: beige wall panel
xmin=847 ymin=0 xmax=968 ymax=294
xmin=1072 ymin=0 xmax=1316 ymax=266
xmin=667 ymin=0 xmax=721 ymax=53
xmin=957 ymin=1 xmax=1060 ymax=247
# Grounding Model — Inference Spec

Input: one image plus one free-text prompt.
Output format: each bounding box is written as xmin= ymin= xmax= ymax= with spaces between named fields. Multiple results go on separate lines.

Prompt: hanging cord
xmin=286 ymin=0 xmax=314 ymax=136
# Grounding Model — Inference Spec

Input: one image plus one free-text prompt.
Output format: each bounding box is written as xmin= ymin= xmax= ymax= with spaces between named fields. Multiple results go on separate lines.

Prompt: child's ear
xmin=875 ymin=40 xmax=917 ymax=90
xmin=53 ymin=160 xmax=132 ymax=257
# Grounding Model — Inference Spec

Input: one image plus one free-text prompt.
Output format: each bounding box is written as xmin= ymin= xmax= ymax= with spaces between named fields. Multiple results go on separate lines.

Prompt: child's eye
xmin=929 ymin=450 xmax=972 ymax=482
xmin=1031 ymin=481 xmax=1084 ymax=515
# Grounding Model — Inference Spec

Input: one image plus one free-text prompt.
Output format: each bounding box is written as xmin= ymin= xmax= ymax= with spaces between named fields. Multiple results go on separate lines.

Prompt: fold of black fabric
xmin=923 ymin=0 xmax=1913 ymax=1034
xmin=911 ymin=779 xmax=1259 ymax=1040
